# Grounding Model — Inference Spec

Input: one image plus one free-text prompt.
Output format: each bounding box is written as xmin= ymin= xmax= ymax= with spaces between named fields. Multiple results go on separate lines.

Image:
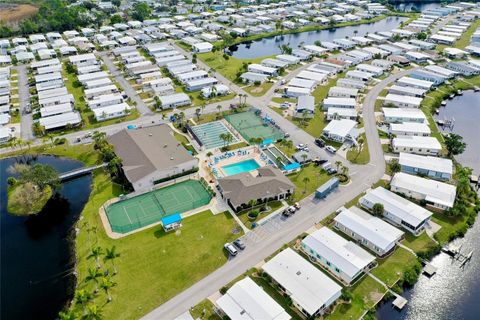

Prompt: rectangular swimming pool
xmin=221 ymin=159 xmax=260 ymax=176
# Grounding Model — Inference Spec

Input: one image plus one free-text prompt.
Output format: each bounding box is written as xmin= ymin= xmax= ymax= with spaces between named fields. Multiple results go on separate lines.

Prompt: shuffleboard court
xmin=105 ymin=180 xmax=212 ymax=233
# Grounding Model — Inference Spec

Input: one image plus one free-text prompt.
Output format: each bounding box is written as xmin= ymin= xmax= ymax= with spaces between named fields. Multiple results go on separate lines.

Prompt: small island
xmin=7 ymin=163 xmax=60 ymax=216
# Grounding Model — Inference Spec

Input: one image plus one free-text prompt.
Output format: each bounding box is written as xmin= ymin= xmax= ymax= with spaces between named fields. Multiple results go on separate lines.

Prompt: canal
xmin=229 ymin=16 xmax=408 ymax=59
xmin=377 ymin=90 xmax=480 ymax=319
xmin=0 ymin=155 xmax=92 ymax=320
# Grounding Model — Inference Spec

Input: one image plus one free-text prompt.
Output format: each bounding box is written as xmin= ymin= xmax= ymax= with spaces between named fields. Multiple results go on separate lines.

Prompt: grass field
xmin=402 ymin=232 xmax=438 ymax=254
xmin=75 ymin=171 xmax=242 ymax=319
xmin=0 ymin=3 xmax=38 ymax=24
xmin=244 ymin=82 xmax=274 ymax=97
xmin=371 ymin=247 xmax=418 ymax=287
xmin=287 ymin=163 xmax=330 ymax=202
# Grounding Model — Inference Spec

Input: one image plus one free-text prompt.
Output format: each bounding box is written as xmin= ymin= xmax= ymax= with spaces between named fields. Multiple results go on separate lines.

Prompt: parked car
xmin=282 ymin=209 xmax=291 ymax=217
xmin=294 ymin=202 xmax=301 ymax=210
xmin=288 ymin=206 xmax=297 ymax=213
xmin=326 ymin=167 xmax=338 ymax=175
xmin=233 ymin=238 xmax=246 ymax=250
xmin=325 ymin=145 xmax=337 ymax=153
xmin=224 ymin=243 xmax=238 ymax=256
xmin=314 ymin=139 xmax=325 ymax=148
xmin=280 ymin=102 xmax=290 ymax=109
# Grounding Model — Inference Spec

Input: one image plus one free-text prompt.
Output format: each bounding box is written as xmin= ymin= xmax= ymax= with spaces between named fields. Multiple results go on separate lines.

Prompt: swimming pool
xmin=222 ymin=159 xmax=260 ymax=176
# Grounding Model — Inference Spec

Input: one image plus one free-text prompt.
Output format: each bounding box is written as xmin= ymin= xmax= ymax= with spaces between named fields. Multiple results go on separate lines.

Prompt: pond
xmin=0 ymin=155 xmax=92 ymax=320
xmin=376 ymin=90 xmax=480 ymax=319
xmin=228 ymin=16 xmax=408 ymax=59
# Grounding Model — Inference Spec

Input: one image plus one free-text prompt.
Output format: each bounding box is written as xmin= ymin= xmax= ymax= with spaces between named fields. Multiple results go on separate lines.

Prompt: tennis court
xmin=105 ymin=180 xmax=212 ymax=233
xmin=225 ymin=111 xmax=284 ymax=142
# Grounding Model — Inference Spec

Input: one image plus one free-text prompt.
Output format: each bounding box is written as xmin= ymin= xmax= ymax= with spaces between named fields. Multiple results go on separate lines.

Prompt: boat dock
xmin=423 ymin=263 xmax=437 ymax=277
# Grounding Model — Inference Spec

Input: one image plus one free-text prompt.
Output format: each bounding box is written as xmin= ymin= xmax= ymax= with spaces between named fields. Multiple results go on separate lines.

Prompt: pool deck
xmin=210 ymin=146 xmax=268 ymax=178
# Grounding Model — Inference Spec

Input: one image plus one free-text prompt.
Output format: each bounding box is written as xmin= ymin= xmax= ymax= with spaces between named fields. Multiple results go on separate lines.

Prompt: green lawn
xmin=173 ymin=131 xmax=197 ymax=155
xmin=74 ymin=171 xmax=243 ymax=319
xmin=402 ymin=232 xmax=438 ymax=254
xmin=275 ymin=142 xmax=296 ymax=158
xmin=327 ymin=276 xmax=387 ymax=320
xmin=288 ymin=108 xmax=327 ymax=138
xmin=272 ymin=97 xmax=296 ymax=104
xmin=237 ymin=200 xmax=283 ymax=229
xmin=287 ymin=164 xmax=330 ymax=202
xmin=244 ymin=82 xmax=274 ymax=97
xmin=190 ymin=299 xmax=221 ymax=320
xmin=198 ymin=51 xmax=274 ymax=82
xmin=346 ymin=134 xmax=370 ymax=164
xmin=450 ymin=18 xmax=480 ymax=49
xmin=432 ymin=212 xmax=470 ymax=245
xmin=371 ymin=247 xmax=418 ymax=287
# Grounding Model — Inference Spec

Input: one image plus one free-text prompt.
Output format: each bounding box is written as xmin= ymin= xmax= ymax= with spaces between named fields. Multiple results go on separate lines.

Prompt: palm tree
xmin=85 ymin=267 xmax=102 ymax=294
xmin=84 ymin=303 xmax=103 ymax=320
xmin=100 ymin=277 xmax=117 ymax=302
xmin=88 ymin=246 xmax=104 ymax=269
xmin=58 ymin=309 xmax=78 ymax=320
xmin=216 ymin=104 xmax=222 ymax=115
xmin=301 ymin=153 xmax=308 ymax=163
xmin=104 ymin=246 xmax=120 ymax=274
xmin=341 ymin=165 xmax=349 ymax=177
xmin=248 ymin=199 xmax=256 ymax=212
xmin=219 ymin=133 xmax=227 ymax=148
xmin=74 ymin=290 xmax=93 ymax=315
xmin=302 ymin=176 xmax=310 ymax=193
xmin=195 ymin=108 xmax=201 ymax=121
xmin=335 ymin=160 xmax=342 ymax=172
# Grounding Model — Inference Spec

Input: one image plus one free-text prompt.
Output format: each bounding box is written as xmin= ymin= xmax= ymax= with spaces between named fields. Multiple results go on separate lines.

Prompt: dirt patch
xmin=0 ymin=4 xmax=38 ymax=25
xmin=250 ymin=87 xmax=263 ymax=93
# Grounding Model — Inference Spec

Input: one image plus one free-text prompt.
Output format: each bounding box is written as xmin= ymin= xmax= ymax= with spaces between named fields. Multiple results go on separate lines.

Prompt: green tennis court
xmin=105 ymin=180 xmax=212 ymax=234
xmin=225 ymin=111 xmax=284 ymax=142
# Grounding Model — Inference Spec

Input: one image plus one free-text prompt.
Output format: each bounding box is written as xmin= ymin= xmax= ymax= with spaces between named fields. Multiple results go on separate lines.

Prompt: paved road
xmin=140 ymin=69 xmax=418 ymax=320
xmin=97 ymin=51 xmax=152 ymax=115
xmin=15 ymin=65 xmax=33 ymax=140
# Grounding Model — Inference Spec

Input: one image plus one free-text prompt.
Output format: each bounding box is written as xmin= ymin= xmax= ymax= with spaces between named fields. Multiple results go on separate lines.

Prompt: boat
xmin=457 ymin=90 xmax=463 ymax=95
xmin=449 ymin=94 xmax=455 ymax=99
xmin=441 ymin=101 xmax=447 ymax=106
xmin=474 ymin=86 xmax=479 ymax=92
xmin=435 ymin=109 xmax=440 ymax=114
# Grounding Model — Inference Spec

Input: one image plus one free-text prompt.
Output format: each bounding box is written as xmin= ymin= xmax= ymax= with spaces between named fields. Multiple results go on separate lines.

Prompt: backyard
xmin=371 ymin=247 xmax=419 ymax=287
xmin=346 ymin=134 xmax=370 ymax=164
xmin=327 ymin=276 xmax=387 ymax=320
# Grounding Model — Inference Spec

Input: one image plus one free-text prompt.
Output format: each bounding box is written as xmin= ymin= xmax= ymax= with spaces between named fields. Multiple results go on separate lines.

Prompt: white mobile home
xmin=384 ymin=94 xmax=422 ymax=108
xmin=359 ymin=187 xmax=433 ymax=234
xmin=301 ymin=227 xmax=375 ymax=284
xmin=391 ymin=172 xmax=456 ymax=210
xmin=158 ymin=93 xmax=191 ymax=109
xmin=334 ymin=206 xmax=404 ymax=257
xmin=262 ymin=248 xmax=342 ymax=318
xmin=399 ymin=152 xmax=453 ymax=181
xmin=392 ymin=136 xmax=442 ymax=156
xmin=382 ymin=108 xmax=426 ymax=124
xmin=390 ymin=122 xmax=431 ymax=136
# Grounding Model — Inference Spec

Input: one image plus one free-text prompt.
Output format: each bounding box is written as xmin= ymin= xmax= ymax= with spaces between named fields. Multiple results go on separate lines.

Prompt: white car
xmin=325 ymin=146 xmax=337 ymax=153
xmin=224 ymin=243 xmax=238 ymax=256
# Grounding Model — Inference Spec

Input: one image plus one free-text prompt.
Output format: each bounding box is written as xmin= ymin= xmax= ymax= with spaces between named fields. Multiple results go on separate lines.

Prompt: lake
xmin=377 ymin=91 xmax=480 ymax=319
xmin=228 ymin=16 xmax=408 ymax=59
xmin=0 ymin=155 xmax=92 ymax=320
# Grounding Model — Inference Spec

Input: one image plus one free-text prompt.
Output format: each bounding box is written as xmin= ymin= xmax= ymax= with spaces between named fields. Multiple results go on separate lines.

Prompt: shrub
xmin=7 ymin=177 xmax=17 ymax=187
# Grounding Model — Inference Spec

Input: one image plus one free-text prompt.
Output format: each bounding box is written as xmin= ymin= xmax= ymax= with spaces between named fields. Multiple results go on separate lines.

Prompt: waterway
xmin=435 ymin=90 xmax=480 ymax=176
xmin=228 ymin=16 xmax=408 ymax=59
xmin=0 ymin=155 xmax=92 ymax=320
xmin=377 ymin=91 xmax=480 ymax=319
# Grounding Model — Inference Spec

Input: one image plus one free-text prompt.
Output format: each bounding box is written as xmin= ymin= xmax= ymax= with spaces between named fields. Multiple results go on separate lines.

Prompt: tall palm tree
xmin=195 ymin=108 xmax=201 ymax=121
xmin=85 ymin=267 xmax=102 ymax=294
xmin=100 ymin=277 xmax=117 ymax=302
xmin=104 ymin=246 xmax=120 ymax=274
xmin=74 ymin=290 xmax=93 ymax=315
xmin=88 ymin=246 xmax=104 ymax=269
xmin=84 ymin=303 xmax=103 ymax=320
xmin=216 ymin=104 xmax=222 ymax=115
xmin=58 ymin=309 xmax=78 ymax=320
xmin=302 ymin=176 xmax=310 ymax=193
